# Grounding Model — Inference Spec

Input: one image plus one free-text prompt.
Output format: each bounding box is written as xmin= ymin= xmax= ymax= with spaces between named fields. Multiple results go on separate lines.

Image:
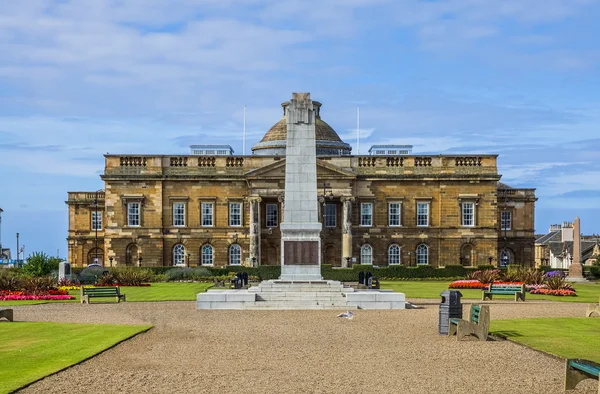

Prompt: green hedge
xmin=321 ymin=264 xmax=479 ymax=281
xmin=587 ymin=266 xmax=600 ymax=279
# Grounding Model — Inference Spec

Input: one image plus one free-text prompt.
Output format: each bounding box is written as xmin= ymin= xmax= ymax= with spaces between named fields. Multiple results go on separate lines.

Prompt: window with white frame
xmin=201 ymin=244 xmax=214 ymax=265
xmin=388 ymin=202 xmax=401 ymax=226
xmin=173 ymin=244 xmax=185 ymax=266
xmin=461 ymin=202 xmax=475 ymax=227
xmin=201 ymin=202 xmax=213 ymax=226
xmin=388 ymin=244 xmax=401 ymax=265
xmin=266 ymin=203 xmax=278 ymax=228
xmin=173 ymin=202 xmax=185 ymax=227
xmin=324 ymin=203 xmax=336 ymax=228
xmin=416 ymin=244 xmax=428 ymax=265
xmin=416 ymin=202 xmax=429 ymax=227
xmin=361 ymin=244 xmax=373 ymax=265
xmin=127 ymin=202 xmax=140 ymax=227
xmin=229 ymin=202 xmax=242 ymax=227
xmin=91 ymin=211 xmax=102 ymax=230
xmin=360 ymin=203 xmax=373 ymax=226
xmin=501 ymin=211 xmax=512 ymax=231
xmin=229 ymin=244 xmax=241 ymax=265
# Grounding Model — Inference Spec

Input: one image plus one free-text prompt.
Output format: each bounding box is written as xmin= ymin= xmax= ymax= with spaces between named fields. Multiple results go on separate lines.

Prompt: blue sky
xmin=1 ymin=0 xmax=600 ymax=259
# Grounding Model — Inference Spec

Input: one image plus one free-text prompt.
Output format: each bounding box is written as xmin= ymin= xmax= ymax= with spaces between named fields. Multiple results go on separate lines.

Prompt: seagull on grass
xmin=337 ymin=311 xmax=354 ymax=319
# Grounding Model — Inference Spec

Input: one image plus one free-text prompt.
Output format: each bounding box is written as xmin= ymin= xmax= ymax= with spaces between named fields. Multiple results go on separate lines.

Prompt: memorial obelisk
xmin=279 ymin=93 xmax=323 ymax=281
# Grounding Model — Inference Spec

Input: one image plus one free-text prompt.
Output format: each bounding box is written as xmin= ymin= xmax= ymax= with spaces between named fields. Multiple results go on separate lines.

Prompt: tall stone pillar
xmin=280 ymin=92 xmax=323 ymax=281
xmin=568 ymin=216 xmax=584 ymax=280
xmin=248 ymin=197 xmax=261 ymax=267
xmin=341 ymin=196 xmax=355 ymax=268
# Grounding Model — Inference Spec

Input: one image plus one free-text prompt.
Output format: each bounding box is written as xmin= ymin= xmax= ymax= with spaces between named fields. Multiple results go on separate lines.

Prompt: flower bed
xmin=0 ymin=290 xmax=75 ymax=301
xmin=529 ymin=288 xmax=577 ymax=297
xmin=57 ymin=284 xmax=151 ymax=291
xmin=448 ymin=280 xmax=523 ymax=289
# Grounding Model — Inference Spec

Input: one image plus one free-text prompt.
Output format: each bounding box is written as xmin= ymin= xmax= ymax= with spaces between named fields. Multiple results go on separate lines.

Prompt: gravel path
xmin=9 ymin=300 xmax=597 ymax=394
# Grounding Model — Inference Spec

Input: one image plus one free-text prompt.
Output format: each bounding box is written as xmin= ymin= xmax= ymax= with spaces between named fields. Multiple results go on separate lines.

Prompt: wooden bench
xmin=482 ymin=283 xmax=526 ymax=302
xmin=564 ymin=358 xmax=600 ymax=393
xmin=0 ymin=308 xmax=13 ymax=322
xmin=80 ymin=286 xmax=126 ymax=304
xmin=586 ymin=296 xmax=600 ymax=317
xmin=448 ymin=304 xmax=490 ymax=341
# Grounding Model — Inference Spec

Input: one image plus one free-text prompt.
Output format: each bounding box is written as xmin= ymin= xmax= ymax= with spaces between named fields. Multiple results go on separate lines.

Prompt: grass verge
xmin=491 ymin=317 xmax=600 ymax=362
xmin=380 ymin=281 xmax=600 ymax=302
xmin=0 ymin=322 xmax=152 ymax=393
xmin=0 ymin=282 xmax=214 ymax=306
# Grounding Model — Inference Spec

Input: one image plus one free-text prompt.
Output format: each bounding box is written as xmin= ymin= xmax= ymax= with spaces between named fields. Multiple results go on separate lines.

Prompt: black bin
xmin=358 ymin=272 xmax=365 ymax=285
xmin=368 ymin=276 xmax=380 ymax=289
xmin=439 ymin=290 xmax=462 ymax=335
xmin=231 ymin=277 xmax=242 ymax=289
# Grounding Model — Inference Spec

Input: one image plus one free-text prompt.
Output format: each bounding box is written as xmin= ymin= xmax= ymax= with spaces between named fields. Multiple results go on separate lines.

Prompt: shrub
xmin=78 ymin=267 xmax=109 ymax=285
xmin=112 ymin=267 xmax=153 ymax=286
xmin=544 ymin=270 xmax=568 ymax=290
xmin=57 ymin=277 xmax=80 ymax=287
xmin=473 ymin=269 xmax=501 ymax=284
xmin=20 ymin=276 xmax=56 ymax=295
xmin=520 ymin=268 xmax=545 ymax=285
xmin=0 ymin=269 xmax=21 ymax=291
xmin=477 ymin=264 xmax=495 ymax=270
xmin=21 ymin=252 xmax=61 ymax=277
xmin=96 ymin=272 xmax=117 ymax=286
xmin=165 ymin=267 xmax=213 ymax=281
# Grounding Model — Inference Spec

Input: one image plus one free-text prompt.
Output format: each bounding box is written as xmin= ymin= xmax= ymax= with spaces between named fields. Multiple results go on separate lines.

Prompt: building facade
xmin=67 ymin=95 xmax=537 ymax=268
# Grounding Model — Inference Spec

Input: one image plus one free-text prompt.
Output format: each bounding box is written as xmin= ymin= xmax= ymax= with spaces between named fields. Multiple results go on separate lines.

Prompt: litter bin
xmin=358 ymin=271 xmax=365 ymax=285
xmin=439 ymin=290 xmax=462 ymax=335
xmin=368 ymin=276 xmax=380 ymax=289
xmin=231 ymin=277 xmax=242 ymax=289
xmin=241 ymin=272 xmax=249 ymax=286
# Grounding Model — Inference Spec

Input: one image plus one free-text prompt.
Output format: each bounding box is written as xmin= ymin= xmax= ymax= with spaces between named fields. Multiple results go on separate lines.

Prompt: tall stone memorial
xmin=568 ymin=216 xmax=586 ymax=282
xmin=279 ymin=93 xmax=323 ymax=281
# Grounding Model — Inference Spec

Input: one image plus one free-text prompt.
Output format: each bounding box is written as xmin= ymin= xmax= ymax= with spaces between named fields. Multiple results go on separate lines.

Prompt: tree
xmin=21 ymin=252 xmax=60 ymax=277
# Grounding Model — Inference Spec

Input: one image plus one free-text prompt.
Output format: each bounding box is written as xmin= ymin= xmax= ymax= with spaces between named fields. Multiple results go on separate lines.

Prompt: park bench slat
xmin=448 ymin=304 xmax=489 ymax=341
xmin=569 ymin=361 xmax=600 ymax=377
xmin=482 ymin=284 xmax=526 ymax=302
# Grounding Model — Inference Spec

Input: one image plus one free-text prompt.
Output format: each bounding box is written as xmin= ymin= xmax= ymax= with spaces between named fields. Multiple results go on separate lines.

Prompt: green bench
xmin=586 ymin=296 xmax=600 ymax=317
xmin=565 ymin=358 xmax=599 ymax=392
xmin=80 ymin=286 xmax=126 ymax=304
xmin=0 ymin=308 xmax=13 ymax=322
xmin=482 ymin=283 xmax=526 ymax=302
xmin=448 ymin=304 xmax=490 ymax=341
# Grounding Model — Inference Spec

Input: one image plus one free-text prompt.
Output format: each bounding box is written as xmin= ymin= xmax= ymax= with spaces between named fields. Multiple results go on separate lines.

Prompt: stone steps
xmin=245 ymin=303 xmax=359 ymax=310
xmin=255 ymin=294 xmax=348 ymax=301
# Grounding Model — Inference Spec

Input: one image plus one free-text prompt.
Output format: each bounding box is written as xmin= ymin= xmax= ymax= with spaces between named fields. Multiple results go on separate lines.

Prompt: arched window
xmin=361 ymin=244 xmax=373 ymax=265
xmin=87 ymin=248 xmax=104 ymax=265
xmin=229 ymin=244 xmax=241 ymax=266
xmin=416 ymin=244 xmax=428 ymax=265
xmin=388 ymin=244 xmax=401 ymax=265
xmin=500 ymin=250 xmax=510 ymax=267
xmin=173 ymin=244 xmax=185 ymax=266
xmin=126 ymin=244 xmax=138 ymax=266
xmin=202 ymin=244 xmax=214 ymax=266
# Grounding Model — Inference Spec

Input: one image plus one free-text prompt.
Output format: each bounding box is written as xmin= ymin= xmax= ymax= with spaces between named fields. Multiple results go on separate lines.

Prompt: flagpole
xmin=357 ymin=107 xmax=360 ymax=155
xmin=243 ymin=105 xmax=246 ymax=155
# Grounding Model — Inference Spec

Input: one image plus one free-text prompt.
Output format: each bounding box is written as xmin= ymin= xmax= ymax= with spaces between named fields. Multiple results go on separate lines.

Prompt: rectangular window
xmin=127 ymin=202 xmax=140 ymax=227
xmin=201 ymin=202 xmax=213 ymax=226
xmin=229 ymin=202 xmax=242 ymax=227
xmin=91 ymin=211 xmax=102 ymax=230
xmin=462 ymin=202 xmax=475 ymax=227
xmin=416 ymin=202 xmax=429 ymax=227
xmin=360 ymin=203 xmax=373 ymax=226
xmin=501 ymin=211 xmax=512 ymax=231
xmin=324 ymin=203 xmax=336 ymax=228
xmin=173 ymin=202 xmax=185 ymax=227
xmin=266 ymin=203 xmax=278 ymax=228
xmin=388 ymin=202 xmax=401 ymax=226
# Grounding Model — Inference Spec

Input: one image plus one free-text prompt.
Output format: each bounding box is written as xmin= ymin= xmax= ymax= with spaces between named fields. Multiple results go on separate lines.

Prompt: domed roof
xmin=259 ymin=117 xmax=344 ymax=143
xmin=252 ymin=98 xmax=351 ymax=156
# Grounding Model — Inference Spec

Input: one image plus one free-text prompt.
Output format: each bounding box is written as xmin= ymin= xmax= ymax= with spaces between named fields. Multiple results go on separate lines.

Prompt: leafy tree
xmin=21 ymin=252 xmax=60 ymax=277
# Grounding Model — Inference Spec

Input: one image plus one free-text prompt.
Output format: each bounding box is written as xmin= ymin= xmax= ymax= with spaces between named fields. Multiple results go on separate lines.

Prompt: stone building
xmin=66 ymin=94 xmax=537 ymax=268
xmin=534 ymin=221 xmax=600 ymax=268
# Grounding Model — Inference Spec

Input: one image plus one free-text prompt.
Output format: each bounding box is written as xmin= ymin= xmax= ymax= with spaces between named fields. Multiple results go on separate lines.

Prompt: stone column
xmin=280 ymin=92 xmax=323 ymax=281
xmin=340 ymin=196 xmax=355 ymax=268
xmin=248 ymin=196 xmax=261 ymax=267
xmin=568 ymin=216 xmax=584 ymax=279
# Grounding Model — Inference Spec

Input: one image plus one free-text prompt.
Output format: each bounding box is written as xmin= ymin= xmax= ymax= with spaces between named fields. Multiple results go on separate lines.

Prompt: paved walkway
xmin=10 ymin=300 xmax=597 ymax=393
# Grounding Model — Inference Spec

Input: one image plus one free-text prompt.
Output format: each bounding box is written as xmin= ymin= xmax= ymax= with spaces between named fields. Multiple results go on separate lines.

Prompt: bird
xmin=337 ymin=311 xmax=354 ymax=319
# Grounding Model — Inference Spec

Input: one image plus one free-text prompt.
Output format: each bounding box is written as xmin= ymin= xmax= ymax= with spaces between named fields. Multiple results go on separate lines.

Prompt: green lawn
xmin=0 ymin=282 xmax=214 ymax=306
xmin=491 ymin=318 xmax=600 ymax=363
xmin=0 ymin=322 xmax=152 ymax=394
xmin=380 ymin=281 xmax=600 ymax=302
